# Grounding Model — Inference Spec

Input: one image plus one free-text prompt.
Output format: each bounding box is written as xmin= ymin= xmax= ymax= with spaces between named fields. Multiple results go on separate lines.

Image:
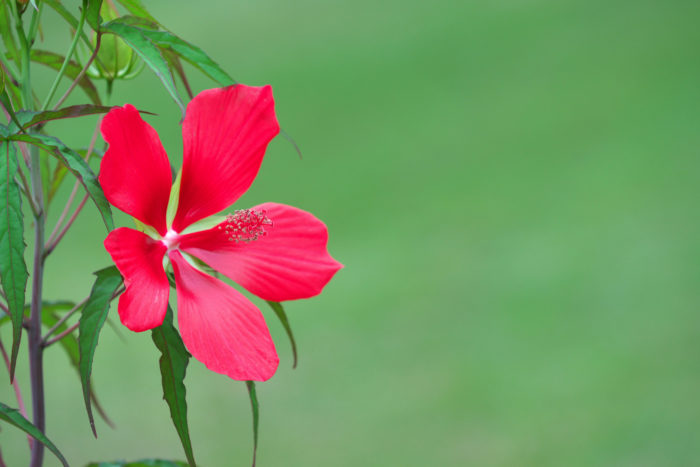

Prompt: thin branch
xmin=42 ymin=321 xmax=79 ymax=348
xmin=53 ymin=32 xmax=102 ymax=110
xmin=41 ymin=5 xmax=87 ymax=110
xmin=44 ymin=121 xmax=100 ymax=255
xmin=44 ymin=193 xmax=88 ymax=257
xmin=42 ymin=297 xmax=88 ymax=342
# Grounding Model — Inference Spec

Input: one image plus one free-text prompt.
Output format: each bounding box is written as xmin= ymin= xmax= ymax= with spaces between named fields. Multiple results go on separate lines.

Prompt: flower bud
xmin=83 ymin=3 xmax=144 ymax=83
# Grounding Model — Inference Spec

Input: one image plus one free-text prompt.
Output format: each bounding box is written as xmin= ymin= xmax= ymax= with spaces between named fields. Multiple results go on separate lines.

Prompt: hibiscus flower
xmin=99 ymin=85 xmax=342 ymax=381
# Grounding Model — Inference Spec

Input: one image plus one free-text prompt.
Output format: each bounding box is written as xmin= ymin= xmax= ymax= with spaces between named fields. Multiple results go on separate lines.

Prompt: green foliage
xmin=18 ymin=105 xmax=113 ymax=130
xmin=102 ymin=19 xmax=184 ymax=115
xmin=78 ymin=266 xmax=122 ymax=436
xmin=85 ymin=0 xmax=104 ymax=31
xmin=151 ymin=308 xmax=195 ymax=467
xmin=139 ymin=29 xmax=234 ymax=86
xmin=41 ymin=302 xmax=114 ymax=427
xmin=0 ymin=402 xmax=69 ymax=467
xmin=0 ymin=132 xmax=27 ymax=381
xmin=9 ymin=132 xmax=114 ymax=231
xmin=266 ymin=301 xmax=298 ymax=368
xmin=114 ymin=0 xmax=159 ymax=25
xmin=29 ymin=49 xmax=102 ymax=104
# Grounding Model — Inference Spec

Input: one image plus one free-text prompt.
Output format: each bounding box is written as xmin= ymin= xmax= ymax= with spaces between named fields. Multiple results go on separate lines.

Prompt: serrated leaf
xmin=48 ymin=146 xmax=104 ymax=204
xmin=114 ymin=0 xmax=159 ymax=25
xmin=0 ymin=402 xmax=69 ymax=467
xmin=102 ymin=20 xmax=184 ymax=116
xmin=85 ymin=0 xmax=104 ymax=31
xmin=0 ymin=135 xmax=28 ymax=381
xmin=78 ymin=266 xmax=122 ymax=436
xmin=246 ymin=381 xmax=259 ymax=467
xmin=0 ymin=80 xmax=23 ymax=131
xmin=18 ymin=105 xmax=113 ymax=130
xmin=41 ymin=303 xmax=115 ymax=428
xmin=139 ymin=29 xmax=235 ymax=86
xmin=164 ymin=50 xmax=193 ymax=100
xmin=85 ymin=460 xmax=188 ymax=467
xmin=29 ymin=49 xmax=102 ymax=105
xmin=266 ymin=301 xmax=298 ymax=368
xmin=151 ymin=307 xmax=195 ymax=467
xmin=9 ymin=133 xmax=114 ymax=231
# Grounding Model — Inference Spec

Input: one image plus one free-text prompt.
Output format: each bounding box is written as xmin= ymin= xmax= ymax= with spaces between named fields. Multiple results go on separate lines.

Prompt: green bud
xmin=82 ymin=3 xmax=144 ymax=83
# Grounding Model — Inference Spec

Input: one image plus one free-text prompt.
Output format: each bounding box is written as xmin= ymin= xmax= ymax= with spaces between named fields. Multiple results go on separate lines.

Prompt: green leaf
xmin=18 ymin=105 xmax=113 ymax=130
xmin=0 ymin=2 xmax=19 ymax=63
xmin=139 ymin=29 xmax=235 ymax=86
xmin=0 ymin=402 xmax=69 ymax=467
xmin=246 ymin=381 xmax=260 ymax=467
xmin=85 ymin=460 xmax=188 ymax=467
xmin=102 ymin=20 xmax=184 ymax=116
xmin=48 ymin=146 xmax=104 ymax=204
xmin=0 ymin=77 xmax=23 ymax=131
xmin=9 ymin=133 xmax=114 ymax=231
xmin=0 ymin=135 xmax=28 ymax=381
xmin=85 ymin=0 xmax=104 ymax=31
xmin=114 ymin=0 xmax=159 ymax=25
xmin=29 ymin=49 xmax=102 ymax=105
xmin=41 ymin=303 xmax=115 ymax=428
xmin=151 ymin=307 xmax=196 ymax=467
xmin=78 ymin=266 xmax=123 ymax=436
xmin=266 ymin=301 xmax=298 ymax=368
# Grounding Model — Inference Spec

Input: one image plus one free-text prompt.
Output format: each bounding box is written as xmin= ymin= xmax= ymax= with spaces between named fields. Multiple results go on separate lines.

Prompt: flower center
xmin=161 ymin=229 xmax=180 ymax=251
xmin=218 ymin=209 xmax=272 ymax=242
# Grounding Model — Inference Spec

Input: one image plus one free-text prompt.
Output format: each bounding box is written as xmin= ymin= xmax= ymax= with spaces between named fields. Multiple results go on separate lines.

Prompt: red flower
xmin=99 ymin=85 xmax=342 ymax=381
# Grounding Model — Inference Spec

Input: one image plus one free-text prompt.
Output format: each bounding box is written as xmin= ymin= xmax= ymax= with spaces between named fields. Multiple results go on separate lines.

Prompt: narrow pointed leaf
xmin=246 ymin=381 xmax=259 ymax=467
xmin=266 ymin=301 xmax=298 ymax=368
xmin=41 ymin=304 xmax=115 ymax=428
xmin=0 ymin=402 xmax=69 ymax=467
xmin=85 ymin=0 xmax=104 ymax=31
xmin=86 ymin=460 xmax=188 ymax=467
xmin=9 ymin=133 xmax=114 ymax=230
xmin=0 ymin=79 xmax=23 ymax=131
xmin=102 ymin=20 xmax=184 ymax=115
xmin=164 ymin=50 xmax=193 ymax=100
xmin=29 ymin=49 xmax=102 ymax=105
xmin=114 ymin=0 xmax=159 ymax=24
xmin=0 ymin=2 xmax=19 ymax=62
xmin=139 ymin=29 xmax=235 ymax=86
xmin=18 ymin=105 xmax=113 ymax=130
xmin=78 ymin=266 xmax=122 ymax=436
xmin=48 ymin=147 xmax=104 ymax=204
xmin=151 ymin=307 xmax=195 ymax=467
xmin=0 ymin=136 xmax=27 ymax=381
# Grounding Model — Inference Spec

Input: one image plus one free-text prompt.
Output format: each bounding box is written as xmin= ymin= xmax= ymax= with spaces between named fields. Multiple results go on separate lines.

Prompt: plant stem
xmin=12 ymin=7 xmax=47 ymax=466
xmin=41 ymin=5 xmax=87 ymax=110
xmin=28 ymin=142 xmax=46 ymax=467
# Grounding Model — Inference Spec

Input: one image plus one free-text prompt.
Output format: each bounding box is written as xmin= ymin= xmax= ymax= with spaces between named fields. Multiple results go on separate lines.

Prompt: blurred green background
xmin=3 ymin=0 xmax=700 ymax=465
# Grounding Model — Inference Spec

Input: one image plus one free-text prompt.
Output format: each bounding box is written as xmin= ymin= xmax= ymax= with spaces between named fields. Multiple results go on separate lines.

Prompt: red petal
xmin=99 ymin=105 xmax=172 ymax=235
xmin=172 ymin=85 xmax=280 ymax=232
xmin=104 ymin=228 xmax=169 ymax=332
xmin=169 ymin=251 xmax=278 ymax=381
xmin=180 ymin=202 xmax=343 ymax=302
